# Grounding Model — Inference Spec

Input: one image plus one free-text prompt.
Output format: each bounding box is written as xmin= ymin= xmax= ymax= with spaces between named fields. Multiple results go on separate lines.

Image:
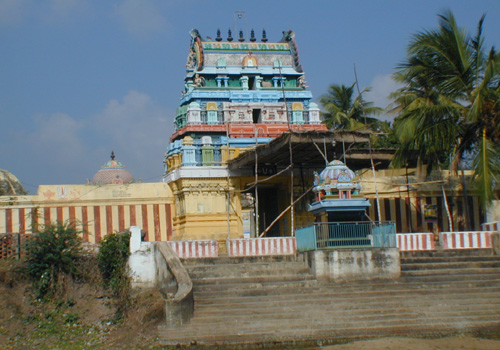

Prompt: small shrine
xmin=309 ymin=160 xmax=370 ymax=222
xmin=92 ymin=151 xmax=135 ymax=185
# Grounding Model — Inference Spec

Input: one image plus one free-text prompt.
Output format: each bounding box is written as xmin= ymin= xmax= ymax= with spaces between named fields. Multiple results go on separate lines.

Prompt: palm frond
xmin=472 ymin=128 xmax=500 ymax=207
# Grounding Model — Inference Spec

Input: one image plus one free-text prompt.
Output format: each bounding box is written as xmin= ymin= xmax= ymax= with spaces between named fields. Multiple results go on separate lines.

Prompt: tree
xmin=390 ymin=11 xmax=500 ymax=205
xmin=320 ymin=83 xmax=382 ymax=130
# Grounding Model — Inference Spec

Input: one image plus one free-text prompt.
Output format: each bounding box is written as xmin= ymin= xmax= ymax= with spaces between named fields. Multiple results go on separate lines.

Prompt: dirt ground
xmin=0 ymin=259 xmax=165 ymax=350
xmin=321 ymin=335 xmax=500 ymax=350
xmin=1 ymin=259 xmax=500 ymax=350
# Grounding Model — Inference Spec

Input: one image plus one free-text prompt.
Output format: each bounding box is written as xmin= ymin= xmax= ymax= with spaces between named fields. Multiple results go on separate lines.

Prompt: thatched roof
xmin=228 ymin=130 xmax=394 ymax=171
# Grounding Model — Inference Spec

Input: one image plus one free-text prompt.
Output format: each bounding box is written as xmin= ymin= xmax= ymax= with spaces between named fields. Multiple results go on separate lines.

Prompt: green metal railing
xmin=295 ymin=221 xmax=396 ymax=252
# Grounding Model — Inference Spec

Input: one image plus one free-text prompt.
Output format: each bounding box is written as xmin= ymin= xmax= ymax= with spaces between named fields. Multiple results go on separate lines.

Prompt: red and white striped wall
xmin=0 ymin=203 xmax=173 ymax=243
xmin=482 ymin=221 xmax=500 ymax=232
xmin=440 ymin=231 xmax=493 ymax=249
xmin=227 ymin=237 xmax=297 ymax=257
xmin=396 ymin=233 xmax=435 ymax=251
xmin=169 ymin=240 xmax=219 ymax=259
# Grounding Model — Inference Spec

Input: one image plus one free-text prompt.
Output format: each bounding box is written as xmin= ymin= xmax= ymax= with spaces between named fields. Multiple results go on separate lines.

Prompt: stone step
xmin=193 ymin=291 xmax=500 ymax=314
xmin=191 ymin=299 xmax=500 ymax=322
xmin=401 ymin=255 xmax=500 ymax=264
xmin=181 ymin=254 xmax=305 ymax=266
xmin=188 ymin=267 xmax=311 ymax=281
xmin=188 ymin=309 xmax=500 ymax=330
xmin=399 ymin=273 xmax=500 ymax=284
xmin=159 ymin=249 xmax=500 ymax=346
xmin=163 ymin=313 xmax=500 ymax=335
xmin=400 ymin=249 xmax=494 ymax=258
xmin=401 ymin=267 xmax=500 ymax=277
xmin=192 ymin=279 xmax=319 ymax=293
xmin=191 ymin=274 xmax=317 ymax=286
xmin=318 ymin=278 xmax=500 ymax=292
xmin=159 ymin=318 xmax=500 ymax=346
xmin=401 ymin=260 xmax=500 ymax=271
xmin=192 ymin=276 xmax=500 ymax=296
xmin=193 ymin=286 xmax=500 ymax=307
xmin=186 ymin=260 xmax=307 ymax=273
xmin=187 ymin=263 xmax=311 ymax=279
xmin=193 ymin=283 xmax=500 ymax=301
xmin=192 ymin=285 xmax=317 ymax=297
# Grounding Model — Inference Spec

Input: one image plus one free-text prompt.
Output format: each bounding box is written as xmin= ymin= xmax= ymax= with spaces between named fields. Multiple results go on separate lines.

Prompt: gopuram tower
xmin=163 ymin=29 xmax=327 ymax=241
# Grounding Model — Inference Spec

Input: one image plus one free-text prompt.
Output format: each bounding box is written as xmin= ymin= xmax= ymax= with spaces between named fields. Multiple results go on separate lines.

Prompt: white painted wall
xmin=309 ymin=248 xmax=401 ymax=281
xmin=128 ymin=226 xmax=156 ymax=288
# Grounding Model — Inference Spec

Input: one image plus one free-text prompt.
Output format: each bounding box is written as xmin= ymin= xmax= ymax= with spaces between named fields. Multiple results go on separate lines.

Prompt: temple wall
xmin=0 ymin=183 xmax=174 ymax=243
xmin=360 ymin=168 xmax=485 ymax=233
xmin=168 ymin=177 xmax=242 ymax=241
xmin=1 ymin=169 xmax=489 ymax=243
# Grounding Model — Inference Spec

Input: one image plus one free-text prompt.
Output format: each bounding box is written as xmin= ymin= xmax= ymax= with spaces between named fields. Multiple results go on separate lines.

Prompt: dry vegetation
xmin=0 ymin=258 xmax=165 ymax=350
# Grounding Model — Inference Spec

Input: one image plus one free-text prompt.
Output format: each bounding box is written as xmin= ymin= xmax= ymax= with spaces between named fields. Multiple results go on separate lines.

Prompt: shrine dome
xmin=92 ymin=152 xmax=134 ymax=185
xmin=319 ymin=160 xmax=356 ymax=183
xmin=313 ymin=159 xmax=362 ymax=195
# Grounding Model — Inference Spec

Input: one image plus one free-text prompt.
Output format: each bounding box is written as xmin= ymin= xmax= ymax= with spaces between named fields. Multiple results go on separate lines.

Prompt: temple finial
xmin=250 ymin=29 xmax=256 ymax=42
xmin=111 ymin=151 xmax=115 ymax=160
xmin=216 ymin=28 xmax=222 ymax=42
xmin=227 ymin=29 xmax=233 ymax=42
xmin=238 ymin=30 xmax=244 ymax=42
xmin=262 ymin=29 xmax=268 ymax=42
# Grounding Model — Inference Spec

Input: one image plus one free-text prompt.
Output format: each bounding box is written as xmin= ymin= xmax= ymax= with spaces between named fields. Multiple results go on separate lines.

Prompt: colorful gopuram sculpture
xmin=163 ymin=29 xmax=327 ymax=240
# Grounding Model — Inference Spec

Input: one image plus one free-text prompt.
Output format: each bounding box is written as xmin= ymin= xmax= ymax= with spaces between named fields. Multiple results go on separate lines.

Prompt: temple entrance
xmin=257 ymin=186 xmax=280 ymax=237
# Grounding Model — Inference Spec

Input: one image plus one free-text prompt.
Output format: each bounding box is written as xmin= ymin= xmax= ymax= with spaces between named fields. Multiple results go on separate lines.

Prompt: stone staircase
xmin=158 ymin=249 xmax=500 ymax=347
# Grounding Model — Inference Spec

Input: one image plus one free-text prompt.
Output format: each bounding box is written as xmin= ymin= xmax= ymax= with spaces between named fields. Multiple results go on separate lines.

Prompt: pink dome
xmin=92 ymin=152 xmax=134 ymax=185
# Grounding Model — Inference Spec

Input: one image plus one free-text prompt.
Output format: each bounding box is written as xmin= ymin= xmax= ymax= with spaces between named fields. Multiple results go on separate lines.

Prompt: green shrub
xmin=97 ymin=230 xmax=131 ymax=318
xmin=25 ymin=221 xmax=83 ymax=299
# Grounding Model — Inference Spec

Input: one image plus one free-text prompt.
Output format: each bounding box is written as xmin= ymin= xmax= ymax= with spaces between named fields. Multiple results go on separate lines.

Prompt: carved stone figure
xmin=194 ymin=74 xmax=205 ymax=87
xmin=297 ymin=75 xmax=308 ymax=88
xmin=186 ymin=48 xmax=196 ymax=69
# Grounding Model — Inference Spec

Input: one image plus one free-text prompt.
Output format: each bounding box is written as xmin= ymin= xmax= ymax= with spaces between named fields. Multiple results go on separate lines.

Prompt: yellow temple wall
xmin=0 ymin=183 xmax=174 ymax=243
xmin=168 ymin=177 xmax=242 ymax=241
xmin=358 ymin=168 xmax=485 ymax=233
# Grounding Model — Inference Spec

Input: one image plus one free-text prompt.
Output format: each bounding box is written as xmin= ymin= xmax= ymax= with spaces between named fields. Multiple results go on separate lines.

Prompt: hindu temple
xmin=162 ymin=29 xmax=330 ymax=240
xmin=0 ymin=28 xmax=492 ymax=245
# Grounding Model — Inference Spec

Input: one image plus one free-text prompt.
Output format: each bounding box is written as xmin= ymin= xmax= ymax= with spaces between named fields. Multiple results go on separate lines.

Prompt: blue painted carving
xmin=182 ymin=145 xmax=196 ymax=166
xmin=207 ymin=110 xmax=218 ymax=124
xmin=292 ymin=110 xmax=304 ymax=124
xmin=180 ymin=88 xmax=312 ymax=104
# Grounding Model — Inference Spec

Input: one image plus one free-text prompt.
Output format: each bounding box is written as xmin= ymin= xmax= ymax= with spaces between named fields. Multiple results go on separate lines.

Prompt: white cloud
xmin=33 ymin=113 xmax=85 ymax=158
xmin=91 ymin=90 xmax=172 ymax=180
xmin=364 ymin=74 xmax=402 ymax=121
xmin=0 ymin=91 xmax=172 ymax=188
xmin=8 ymin=112 xmax=91 ymax=187
xmin=113 ymin=0 xmax=167 ymax=38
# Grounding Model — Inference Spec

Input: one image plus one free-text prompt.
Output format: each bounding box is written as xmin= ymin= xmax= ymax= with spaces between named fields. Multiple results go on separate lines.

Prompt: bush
xmin=25 ymin=221 xmax=83 ymax=299
xmin=97 ymin=231 xmax=131 ymax=318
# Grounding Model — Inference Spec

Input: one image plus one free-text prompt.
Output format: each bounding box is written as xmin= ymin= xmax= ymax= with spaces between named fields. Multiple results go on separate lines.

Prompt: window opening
xmin=252 ymin=109 xmax=261 ymax=123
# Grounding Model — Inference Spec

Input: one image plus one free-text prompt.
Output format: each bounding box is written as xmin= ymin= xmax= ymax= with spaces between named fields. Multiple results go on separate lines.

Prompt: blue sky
xmin=1 ymin=0 xmax=500 ymax=193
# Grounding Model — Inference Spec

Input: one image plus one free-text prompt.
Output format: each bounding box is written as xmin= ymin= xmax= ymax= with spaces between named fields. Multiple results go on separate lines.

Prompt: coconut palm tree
xmin=390 ymin=11 xmax=500 ymax=205
xmin=320 ymin=83 xmax=382 ymax=130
